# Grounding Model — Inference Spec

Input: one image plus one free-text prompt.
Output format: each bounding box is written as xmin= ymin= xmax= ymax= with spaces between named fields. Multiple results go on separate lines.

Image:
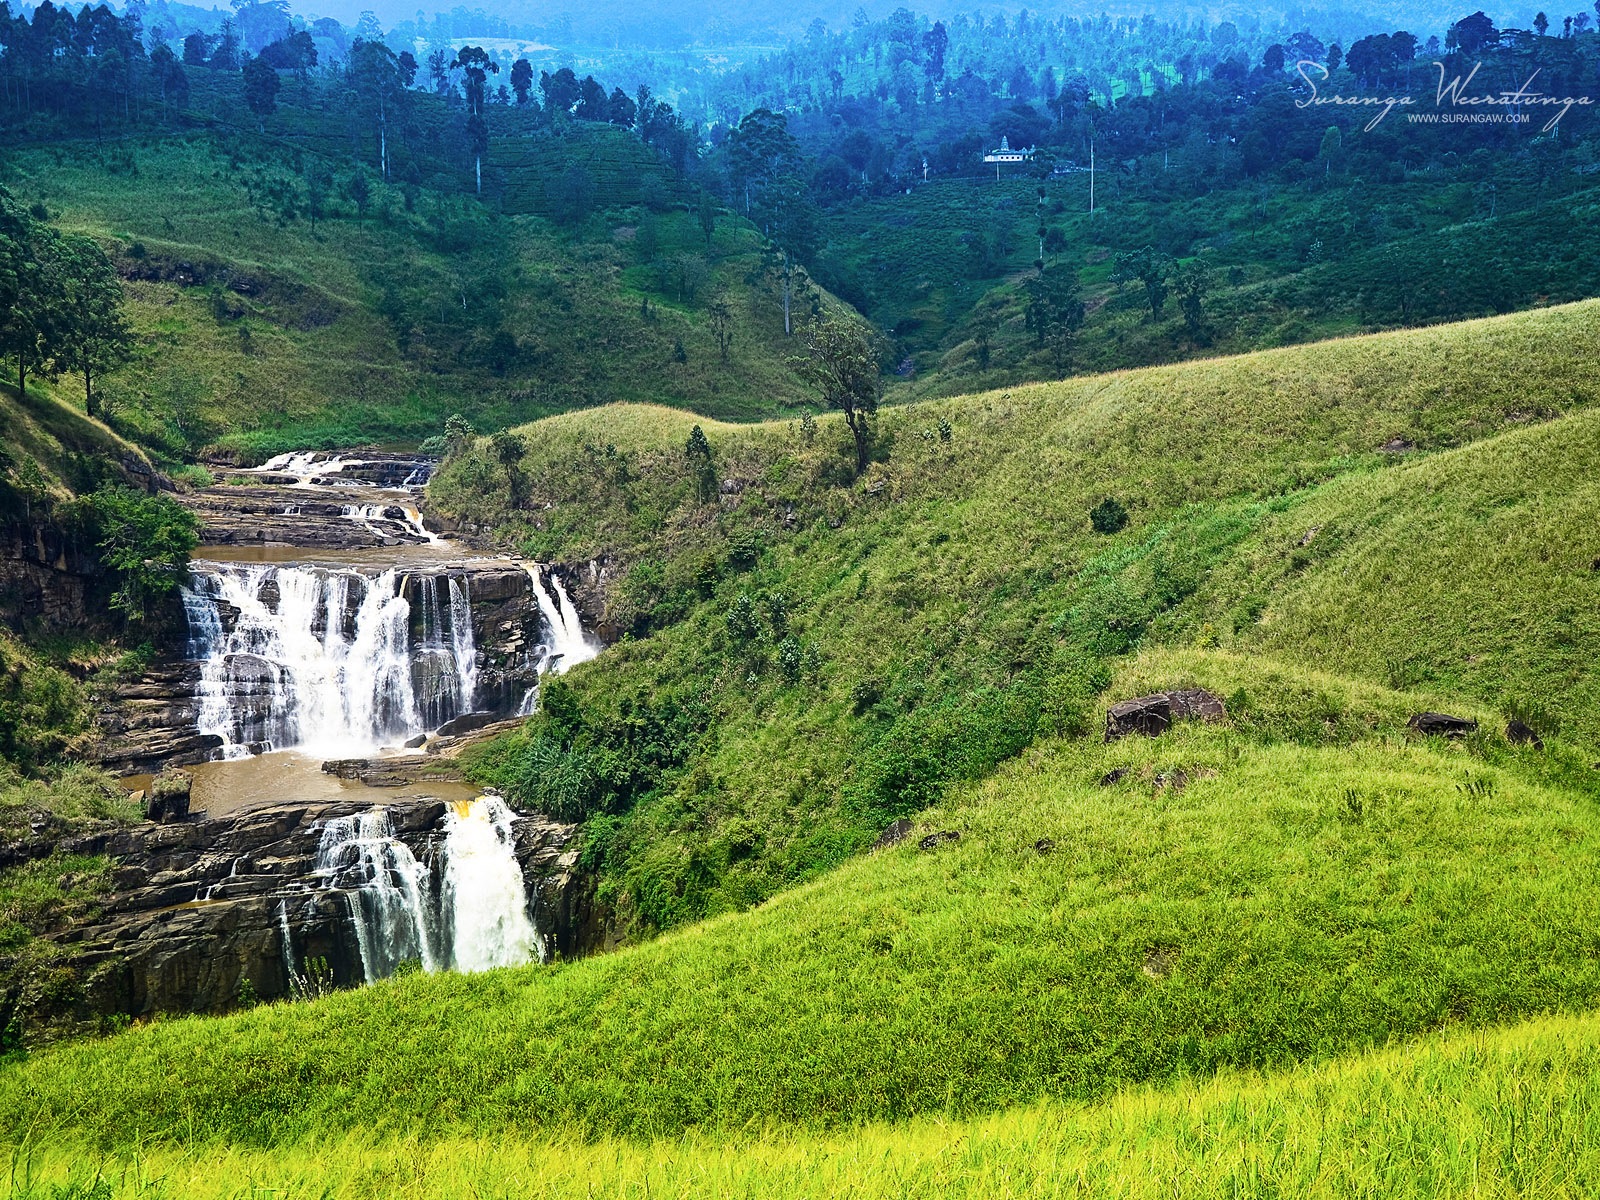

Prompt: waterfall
xmin=314 ymin=796 xmax=541 ymax=984
xmin=316 ymin=809 xmax=442 ymax=980
xmin=181 ymin=564 xmax=478 ymax=756
xmin=524 ymin=565 xmax=598 ymax=675
xmin=441 ymin=796 xmax=542 ymax=971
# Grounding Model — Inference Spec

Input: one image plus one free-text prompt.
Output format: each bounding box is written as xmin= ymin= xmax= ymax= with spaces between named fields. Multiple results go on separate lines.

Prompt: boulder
xmin=320 ymin=757 xmax=463 ymax=787
xmin=146 ymin=770 xmax=192 ymax=823
xmin=918 ymin=830 xmax=960 ymax=851
xmin=1106 ymin=689 xmax=1227 ymax=741
xmin=874 ymin=818 xmax=914 ymax=850
xmin=434 ymin=710 xmax=504 ymax=738
xmin=1105 ymin=695 xmax=1172 ymax=741
xmin=1506 ymin=720 xmax=1544 ymax=750
xmin=1408 ymin=712 xmax=1478 ymax=739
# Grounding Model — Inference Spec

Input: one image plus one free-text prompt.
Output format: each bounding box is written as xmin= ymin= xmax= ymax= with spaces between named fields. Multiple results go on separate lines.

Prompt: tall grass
xmin=12 ymin=1013 xmax=1600 ymax=1198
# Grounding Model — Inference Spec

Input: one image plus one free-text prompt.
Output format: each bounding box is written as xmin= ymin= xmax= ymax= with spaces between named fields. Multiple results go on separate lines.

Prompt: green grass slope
xmin=13 ymin=1013 xmax=1600 ymax=1198
xmin=2 ymin=135 xmax=830 ymax=460
xmin=3 ymin=652 xmax=1599 ymax=1156
xmin=1199 ymin=409 xmax=1600 ymax=735
xmin=426 ymin=299 xmax=1600 ymax=932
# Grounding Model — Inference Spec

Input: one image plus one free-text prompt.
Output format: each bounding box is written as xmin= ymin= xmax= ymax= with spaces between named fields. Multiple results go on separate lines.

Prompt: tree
xmin=0 ymin=188 xmax=64 ymax=397
xmin=52 ymin=234 xmax=132 ymax=417
xmin=1023 ymin=265 xmax=1085 ymax=374
xmin=685 ymin=424 xmax=716 ymax=502
xmin=444 ymin=412 xmax=474 ymax=457
xmin=708 ymin=293 xmax=733 ymax=362
xmin=574 ymin=74 xmax=607 ymax=121
xmin=1115 ymin=247 xmax=1173 ymax=321
xmin=241 ymin=56 xmax=279 ymax=129
xmin=1534 ymin=11 xmax=1549 ymax=36
xmin=490 ymin=429 xmax=526 ymax=507
xmin=510 ymin=58 xmax=532 ymax=104
xmin=799 ymin=318 xmax=879 ymax=476
xmin=1171 ymin=259 xmax=1213 ymax=343
xmin=451 ymin=45 xmax=498 ymax=191
xmin=1446 ymin=11 xmax=1499 ymax=54
xmin=607 ymin=86 xmax=636 ymax=127
xmin=348 ymin=38 xmax=401 ymax=178
xmin=697 ymin=191 xmax=716 ymax=247
xmin=540 ymin=66 xmax=580 ymax=114
xmin=88 ymin=485 xmax=198 ymax=623
xmin=465 ymin=115 xmax=489 ymax=194
xmin=729 ymin=109 xmax=817 ymax=335
xmin=1318 ymin=125 xmax=1342 ymax=179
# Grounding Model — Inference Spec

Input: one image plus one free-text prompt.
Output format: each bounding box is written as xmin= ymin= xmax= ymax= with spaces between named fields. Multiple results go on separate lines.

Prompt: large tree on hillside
xmin=451 ymin=45 xmax=498 ymax=192
xmin=52 ymin=234 xmax=132 ymax=417
xmin=729 ymin=108 xmax=817 ymax=334
xmin=509 ymin=58 xmax=533 ymax=104
xmin=1023 ymin=265 xmax=1085 ymax=375
xmin=0 ymin=189 xmax=64 ymax=397
xmin=348 ymin=38 xmax=402 ymax=178
xmin=799 ymin=317 xmax=879 ymax=476
xmin=241 ymin=55 xmax=279 ymax=129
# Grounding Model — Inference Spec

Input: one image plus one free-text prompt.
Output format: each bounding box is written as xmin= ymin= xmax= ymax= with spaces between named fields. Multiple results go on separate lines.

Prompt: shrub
xmin=1090 ymin=496 xmax=1129 ymax=534
xmin=83 ymin=486 xmax=199 ymax=623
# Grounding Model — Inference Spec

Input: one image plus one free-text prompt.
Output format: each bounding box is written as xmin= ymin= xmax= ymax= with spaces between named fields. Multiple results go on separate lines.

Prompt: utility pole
xmin=1088 ymin=141 xmax=1095 ymax=214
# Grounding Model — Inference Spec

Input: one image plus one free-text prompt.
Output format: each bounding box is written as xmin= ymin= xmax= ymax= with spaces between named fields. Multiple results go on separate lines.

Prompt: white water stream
xmin=181 ymin=565 xmax=474 ymax=759
xmin=305 ymin=795 xmax=541 ymax=981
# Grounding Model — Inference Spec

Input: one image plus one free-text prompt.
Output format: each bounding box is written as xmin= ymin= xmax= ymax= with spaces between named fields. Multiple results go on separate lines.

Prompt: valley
xmin=5 ymin=1 xmax=1600 ymax=1192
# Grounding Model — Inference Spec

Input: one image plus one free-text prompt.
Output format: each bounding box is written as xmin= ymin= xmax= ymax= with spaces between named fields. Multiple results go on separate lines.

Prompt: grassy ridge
xmin=4 ymin=652 xmax=1599 ymax=1150
xmin=14 ymin=1012 xmax=1600 ymax=1197
xmin=1205 ymin=410 xmax=1600 ymax=737
xmin=426 ymin=300 xmax=1600 ymax=933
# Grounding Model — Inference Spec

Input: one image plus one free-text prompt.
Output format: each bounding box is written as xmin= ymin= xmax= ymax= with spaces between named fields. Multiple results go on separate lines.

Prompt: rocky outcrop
xmin=91 ymin=661 xmax=223 ymax=774
xmin=10 ymin=797 xmax=602 ymax=1041
xmin=1105 ymin=688 xmax=1227 ymax=741
xmin=0 ymin=517 xmax=96 ymax=631
xmin=1408 ymin=712 xmax=1479 ymax=739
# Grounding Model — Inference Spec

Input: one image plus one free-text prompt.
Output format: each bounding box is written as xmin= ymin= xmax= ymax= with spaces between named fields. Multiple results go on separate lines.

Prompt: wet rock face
xmin=13 ymin=798 xmax=601 ymax=1041
xmin=0 ymin=518 xmax=96 ymax=630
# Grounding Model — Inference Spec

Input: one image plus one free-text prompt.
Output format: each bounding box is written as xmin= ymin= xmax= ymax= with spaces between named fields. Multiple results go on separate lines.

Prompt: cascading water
xmin=181 ymin=564 xmax=478 ymax=757
xmin=315 ymin=808 xmax=442 ymax=979
xmin=441 ymin=796 xmax=541 ymax=971
xmin=517 ymin=565 xmax=600 ymax=714
xmin=312 ymin=795 xmax=541 ymax=982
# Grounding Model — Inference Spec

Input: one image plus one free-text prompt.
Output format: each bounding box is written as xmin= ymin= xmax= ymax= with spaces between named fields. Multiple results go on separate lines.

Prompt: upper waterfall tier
xmin=182 ymin=564 xmax=482 ymax=759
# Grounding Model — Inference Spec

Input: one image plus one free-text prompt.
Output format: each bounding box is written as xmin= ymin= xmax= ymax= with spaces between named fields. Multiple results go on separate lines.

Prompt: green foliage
xmin=10 ymin=695 xmax=1600 ymax=1156
xmin=0 ymin=638 xmax=92 ymax=778
xmin=465 ymin=677 xmax=710 ymax=824
xmin=426 ymin=300 xmax=1600 ymax=942
xmin=83 ymin=487 xmax=199 ymax=623
xmin=684 ymin=425 xmax=716 ymax=504
xmin=1089 ymin=496 xmax=1128 ymax=534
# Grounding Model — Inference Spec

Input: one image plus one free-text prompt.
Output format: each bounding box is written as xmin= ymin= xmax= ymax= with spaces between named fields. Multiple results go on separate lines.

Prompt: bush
xmin=1090 ymin=496 xmax=1129 ymax=534
xmin=83 ymin=486 xmax=199 ymax=623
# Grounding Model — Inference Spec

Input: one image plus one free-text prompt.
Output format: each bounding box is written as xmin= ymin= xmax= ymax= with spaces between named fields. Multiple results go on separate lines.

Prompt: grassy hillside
xmin=426 ymin=299 xmax=1600 ymax=934
xmin=0 ymin=134 xmax=832 ymax=461
xmin=6 ymin=302 xmax=1600 ymax=1197
xmin=4 ymin=651 xmax=1600 ymax=1159
xmin=12 ymin=1011 xmax=1600 ymax=1197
